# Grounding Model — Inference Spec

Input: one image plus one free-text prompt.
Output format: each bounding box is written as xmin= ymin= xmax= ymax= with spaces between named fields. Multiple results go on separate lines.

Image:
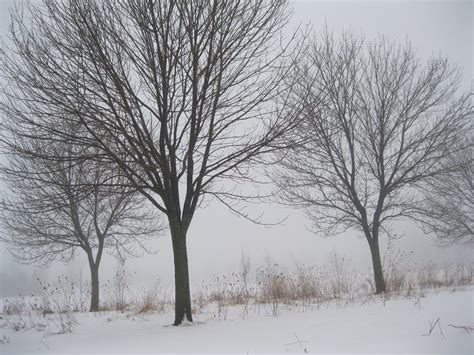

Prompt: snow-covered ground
xmin=1 ymin=287 xmax=472 ymax=354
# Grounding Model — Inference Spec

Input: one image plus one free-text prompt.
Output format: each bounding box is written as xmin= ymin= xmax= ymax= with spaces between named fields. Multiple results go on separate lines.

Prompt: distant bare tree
xmin=418 ymin=136 xmax=473 ymax=244
xmin=0 ymin=127 xmax=160 ymax=311
xmin=0 ymin=0 xmax=301 ymax=324
xmin=273 ymin=32 xmax=471 ymax=293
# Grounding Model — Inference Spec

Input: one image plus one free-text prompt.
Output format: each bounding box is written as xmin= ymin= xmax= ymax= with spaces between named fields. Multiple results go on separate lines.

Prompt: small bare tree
xmin=274 ymin=31 xmax=471 ymax=293
xmin=0 ymin=0 xmax=301 ymax=324
xmin=0 ymin=130 xmax=160 ymax=311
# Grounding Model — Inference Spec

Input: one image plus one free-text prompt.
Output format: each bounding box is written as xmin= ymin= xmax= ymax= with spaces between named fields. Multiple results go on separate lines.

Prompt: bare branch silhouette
xmin=0 ymin=0 xmax=302 ymax=324
xmin=272 ymin=30 xmax=472 ymax=293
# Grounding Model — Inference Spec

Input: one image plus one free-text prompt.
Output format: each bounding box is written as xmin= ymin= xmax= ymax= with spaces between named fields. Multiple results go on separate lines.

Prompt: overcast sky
xmin=0 ymin=0 xmax=472 ymax=297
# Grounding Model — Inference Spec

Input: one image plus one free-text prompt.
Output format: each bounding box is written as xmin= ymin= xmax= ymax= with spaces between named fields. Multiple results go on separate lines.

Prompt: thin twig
xmin=448 ymin=324 xmax=474 ymax=332
xmin=423 ymin=317 xmax=444 ymax=337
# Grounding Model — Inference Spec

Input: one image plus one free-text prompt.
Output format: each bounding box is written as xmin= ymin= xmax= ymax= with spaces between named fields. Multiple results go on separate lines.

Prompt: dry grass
xmin=192 ymin=255 xmax=473 ymax=317
xmin=136 ymin=282 xmax=168 ymax=314
xmin=1 ymin=252 xmax=473 ymax=327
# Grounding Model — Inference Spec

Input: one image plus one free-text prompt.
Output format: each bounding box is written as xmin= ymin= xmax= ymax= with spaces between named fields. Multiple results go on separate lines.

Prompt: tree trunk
xmin=89 ymin=264 xmax=100 ymax=312
xmin=368 ymin=237 xmax=386 ymax=293
xmin=171 ymin=225 xmax=193 ymax=325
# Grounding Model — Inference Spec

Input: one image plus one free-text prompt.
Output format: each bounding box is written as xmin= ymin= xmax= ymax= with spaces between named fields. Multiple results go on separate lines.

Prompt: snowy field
xmin=1 ymin=287 xmax=472 ymax=354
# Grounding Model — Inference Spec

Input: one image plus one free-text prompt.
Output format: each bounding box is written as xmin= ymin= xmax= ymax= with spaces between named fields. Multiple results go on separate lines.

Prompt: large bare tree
xmin=0 ymin=0 xmax=301 ymax=324
xmin=0 ymin=127 xmax=159 ymax=311
xmin=273 ymin=32 xmax=472 ymax=293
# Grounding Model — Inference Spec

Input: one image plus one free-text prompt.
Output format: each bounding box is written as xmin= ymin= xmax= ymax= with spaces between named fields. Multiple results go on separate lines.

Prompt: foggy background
xmin=0 ymin=0 xmax=472 ymax=298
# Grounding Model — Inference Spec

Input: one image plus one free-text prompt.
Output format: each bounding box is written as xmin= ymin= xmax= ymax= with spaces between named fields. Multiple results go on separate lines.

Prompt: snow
xmin=1 ymin=287 xmax=472 ymax=354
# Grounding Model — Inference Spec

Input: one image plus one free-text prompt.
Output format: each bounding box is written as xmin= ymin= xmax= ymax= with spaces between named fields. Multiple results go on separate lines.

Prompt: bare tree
xmin=0 ymin=127 xmax=160 ymax=311
xmin=0 ymin=0 xmax=301 ymax=324
xmin=273 ymin=31 xmax=471 ymax=293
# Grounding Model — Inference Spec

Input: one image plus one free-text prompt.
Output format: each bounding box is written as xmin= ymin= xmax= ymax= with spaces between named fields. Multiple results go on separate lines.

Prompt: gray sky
xmin=0 ymin=0 xmax=472 ymax=297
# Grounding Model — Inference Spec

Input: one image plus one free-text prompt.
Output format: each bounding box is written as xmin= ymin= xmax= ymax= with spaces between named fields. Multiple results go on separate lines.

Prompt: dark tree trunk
xmin=368 ymin=237 xmax=386 ymax=293
xmin=171 ymin=224 xmax=193 ymax=325
xmin=89 ymin=264 xmax=100 ymax=312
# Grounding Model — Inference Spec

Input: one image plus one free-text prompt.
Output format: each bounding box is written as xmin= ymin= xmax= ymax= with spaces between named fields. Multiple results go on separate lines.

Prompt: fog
xmin=0 ymin=0 xmax=472 ymax=298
